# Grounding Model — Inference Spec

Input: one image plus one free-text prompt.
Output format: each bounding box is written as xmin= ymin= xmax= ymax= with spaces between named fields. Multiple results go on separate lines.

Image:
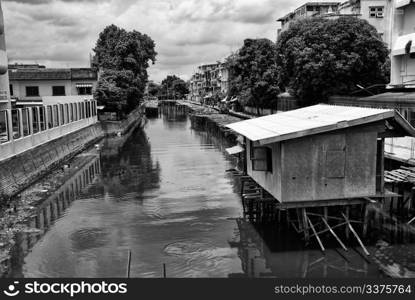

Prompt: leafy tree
xmin=147 ymin=82 xmax=162 ymax=97
xmin=94 ymin=69 xmax=143 ymax=118
xmin=276 ymin=17 xmax=389 ymax=103
xmin=160 ymin=75 xmax=189 ymax=99
xmin=93 ymin=24 xmax=157 ymax=114
xmin=227 ymin=38 xmax=279 ymax=110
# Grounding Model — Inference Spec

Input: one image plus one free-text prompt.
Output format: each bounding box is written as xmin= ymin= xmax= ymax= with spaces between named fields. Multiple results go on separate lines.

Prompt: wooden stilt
xmin=302 ymin=209 xmax=310 ymax=243
xmin=321 ymin=217 xmax=348 ymax=251
xmin=408 ymin=215 xmax=415 ymax=225
xmin=306 ymin=215 xmax=325 ymax=252
xmin=342 ymin=213 xmax=370 ymax=256
xmin=362 ymin=204 xmax=369 ymax=238
xmin=345 ymin=206 xmax=350 ymax=240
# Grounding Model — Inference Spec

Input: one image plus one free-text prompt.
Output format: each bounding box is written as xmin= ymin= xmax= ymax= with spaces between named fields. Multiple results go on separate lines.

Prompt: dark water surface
xmin=7 ymin=109 xmax=415 ymax=278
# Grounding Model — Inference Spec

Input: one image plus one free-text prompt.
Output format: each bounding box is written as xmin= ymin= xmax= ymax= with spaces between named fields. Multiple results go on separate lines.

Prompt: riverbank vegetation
xmin=228 ymin=17 xmax=389 ymax=109
xmin=94 ymin=25 xmax=157 ymax=118
xmin=148 ymin=75 xmax=189 ymax=100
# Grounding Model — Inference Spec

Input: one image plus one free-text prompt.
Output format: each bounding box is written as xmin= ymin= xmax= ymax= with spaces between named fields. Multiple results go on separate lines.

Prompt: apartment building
xmin=189 ymin=62 xmax=230 ymax=103
xmin=277 ymin=2 xmax=341 ymax=34
xmin=277 ymin=1 xmax=392 ymax=46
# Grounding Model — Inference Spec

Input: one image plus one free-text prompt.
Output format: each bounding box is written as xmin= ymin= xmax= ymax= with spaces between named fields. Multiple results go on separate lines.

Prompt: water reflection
xmin=12 ymin=109 xmax=242 ymax=278
xmin=6 ymin=105 xmax=415 ymax=278
xmin=230 ymin=219 xmax=381 ymax=278
xmin=7 ymin=155 xmax=101 ymax=277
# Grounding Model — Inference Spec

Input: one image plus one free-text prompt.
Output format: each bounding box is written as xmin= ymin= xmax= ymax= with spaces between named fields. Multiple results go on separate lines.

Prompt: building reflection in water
xmin=6 ymin=155 xmax=101 ymax=277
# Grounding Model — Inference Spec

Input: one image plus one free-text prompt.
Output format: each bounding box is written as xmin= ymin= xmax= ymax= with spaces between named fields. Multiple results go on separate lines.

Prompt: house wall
xmin=247 ymin=126 xmax=378 ymax=203
xmin=281 ymin=128 xmax=378 ymax=202
xmin=11 ymin=80 xmax=72 ymax=101
xmin=10 ymin=79 xmax=97 ymax=101
xmin=246 ymin=141 xmax=282 ymax=201
xmin=360 ymin=0 xmax=391 ymax=45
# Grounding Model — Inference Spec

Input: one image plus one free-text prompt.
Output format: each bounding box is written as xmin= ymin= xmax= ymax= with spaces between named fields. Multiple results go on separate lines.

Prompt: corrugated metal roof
xmin=8 ymin=68 xmax=97 ymax=81
xmin=9 ymin=68 xmax=71 ymax=81
xmin=226 ymin=104 xmax=415 ymax=145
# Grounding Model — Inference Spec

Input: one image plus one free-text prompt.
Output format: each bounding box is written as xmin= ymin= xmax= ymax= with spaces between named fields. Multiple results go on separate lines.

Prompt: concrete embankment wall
xmin=0 ymin=106 xmax=146 ymax=201
xmin=0 ymin=123 xmax=104 ymax=201
xmin=100 ymin=106 xmax=145 ymax=136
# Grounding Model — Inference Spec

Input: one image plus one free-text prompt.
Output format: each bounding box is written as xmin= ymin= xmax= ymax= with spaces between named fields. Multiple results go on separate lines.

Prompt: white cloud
xmin=2 ymin=0 xmax=313 ymax=82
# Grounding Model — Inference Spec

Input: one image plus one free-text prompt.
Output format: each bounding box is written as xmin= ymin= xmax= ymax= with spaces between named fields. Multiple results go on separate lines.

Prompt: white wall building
xmin=389 ymin=0 xmax=415 ymax=87
xmin=277 ymin=1 xmax=393 ymax=47
xmin=9 ymin=66 xmax=98 ymax=107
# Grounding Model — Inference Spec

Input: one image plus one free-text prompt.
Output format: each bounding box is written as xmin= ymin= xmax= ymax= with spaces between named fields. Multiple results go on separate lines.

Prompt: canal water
xmin=6 ymin=107 xmax=415 ymax=278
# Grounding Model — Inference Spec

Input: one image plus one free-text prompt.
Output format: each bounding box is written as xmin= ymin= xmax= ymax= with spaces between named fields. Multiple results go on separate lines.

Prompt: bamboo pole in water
xmin=126 ymin=250 xmax=132 ymax=278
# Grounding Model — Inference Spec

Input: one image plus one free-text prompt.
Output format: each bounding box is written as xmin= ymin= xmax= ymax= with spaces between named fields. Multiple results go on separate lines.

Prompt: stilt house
xmin=226 ymin=104 xmax=415 ymax=203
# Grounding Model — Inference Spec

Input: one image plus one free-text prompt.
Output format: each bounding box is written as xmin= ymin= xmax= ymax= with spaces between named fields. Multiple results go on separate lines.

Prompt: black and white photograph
xmin=0 ymin=0 xmax=414 ymax=298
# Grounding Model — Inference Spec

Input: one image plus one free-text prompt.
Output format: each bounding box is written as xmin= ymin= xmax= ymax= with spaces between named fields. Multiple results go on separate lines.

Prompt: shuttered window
xmin=250 ymin=142 xmax=273 ymax=172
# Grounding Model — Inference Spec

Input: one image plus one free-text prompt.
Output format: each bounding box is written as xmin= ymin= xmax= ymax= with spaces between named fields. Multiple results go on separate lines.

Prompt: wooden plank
xmin=321 ymin=217 xmax=348 ymax=251
xmin=342 ymin=213 xmax=370 ymax=256
xmin=310 ymin=222 xmax=348 ymax=238
xmin=307 ymin=215 xmax=325 ymax=252
xmin=275 ymin=198 xmax=369 ymax=209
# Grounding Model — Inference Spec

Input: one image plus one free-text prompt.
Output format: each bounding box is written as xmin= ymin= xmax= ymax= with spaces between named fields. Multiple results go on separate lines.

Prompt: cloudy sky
xmin=2 ymin=0 xmax=306 ymax=82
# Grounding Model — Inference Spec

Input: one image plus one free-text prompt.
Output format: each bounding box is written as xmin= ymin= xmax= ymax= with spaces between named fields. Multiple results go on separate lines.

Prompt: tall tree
xmin=160 ymin=75 xmax=189 ymax=100
xmin=93 ymin=24 xmax=157 ymax=114
xmin=228 ymin=38 xmax=280 ymax=110
xmin=147 ymin=82 xmax=162 ymax=97
xmin=94 ymin=69 xmax=143 ymax=117
xmin=276 ymin=17 xmax=389 ymax=103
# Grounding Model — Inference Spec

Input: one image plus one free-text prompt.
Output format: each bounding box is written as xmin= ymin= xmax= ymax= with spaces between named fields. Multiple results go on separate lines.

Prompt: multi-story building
xmin=277 ymin=2 xmax=341 ymax=35
xmin=8 ymin=64 xmax=98 ymax=107
xmin=277 ymin=1 xmax=392 ymax=46
xmin=189 ymin=62 xmax=230 ymax=103
xmin=218 ymin=63 xmax=230 ymax=96
xmin=389 ymin=0 xmax=415 ymax=87
xmin=338 ymin=0 xmax=393 ymax=46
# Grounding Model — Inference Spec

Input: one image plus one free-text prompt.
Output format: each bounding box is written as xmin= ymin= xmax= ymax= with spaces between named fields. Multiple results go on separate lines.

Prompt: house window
xmin=9 ymin=84 xmax=13 ymax=96
xmin=369 ymin=6 xmax=384 ymax=18
xmin=250 ymin=142 xmax=273 ymax=172
xmin=26 ymin=86 xmax=39 ymax=97
xmin=77 ymin=86 xmax=92 ymax=95
xmin=52 ymin=86 xmax=66 ymax=96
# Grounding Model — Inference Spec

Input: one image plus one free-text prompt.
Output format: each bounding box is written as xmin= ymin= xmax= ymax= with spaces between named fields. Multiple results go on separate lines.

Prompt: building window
xmin=52 ymin=86 xmax=66 ymax=96
xmin=26 ymin=86 xmax=39 ymax=97
xmin=250 ymin=142 xmax=273 ymax=172
xmin=369 ymin=6 xmax=384 ymax=18
xmin=77 ymin=85 xmax=92 ymax=95
xmin=9 ymin=84 xmax=13 ymax=96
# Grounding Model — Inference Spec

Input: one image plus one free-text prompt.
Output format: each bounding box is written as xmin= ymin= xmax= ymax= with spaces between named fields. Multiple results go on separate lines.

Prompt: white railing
xmin=0 ymin=100 xmax=98 ymax=162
